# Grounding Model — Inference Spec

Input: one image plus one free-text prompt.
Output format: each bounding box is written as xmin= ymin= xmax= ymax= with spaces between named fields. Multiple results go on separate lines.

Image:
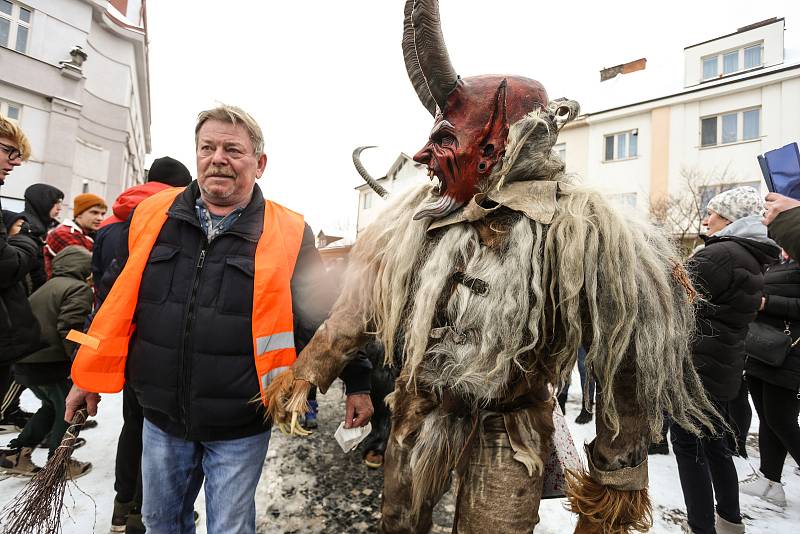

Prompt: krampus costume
xmin=268 ymin=1 xmax=715 ymax=532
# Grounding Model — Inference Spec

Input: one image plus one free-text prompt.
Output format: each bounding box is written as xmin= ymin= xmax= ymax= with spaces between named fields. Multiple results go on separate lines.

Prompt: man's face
xmin=0 ymin=136 xmax=23 ymax=181
xmin=50 ymin=199 xmax=63 ymax=220
xmin=75 ymin=206 xmax=106 ymax=232
xmin=196 ymin=120 xmax=266 ymax=207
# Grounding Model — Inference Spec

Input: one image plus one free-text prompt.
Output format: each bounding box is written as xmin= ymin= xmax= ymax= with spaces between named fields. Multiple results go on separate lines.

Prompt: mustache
xmin=203 ymin=166 xmax=236 ymax=179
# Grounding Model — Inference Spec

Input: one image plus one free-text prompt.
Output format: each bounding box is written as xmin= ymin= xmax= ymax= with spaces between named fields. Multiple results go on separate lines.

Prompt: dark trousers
xmin=671 ymin=401 xmax=741 ymax=534
xmin=114 ymin=383 xmax=143 ymax=508
xmin=8 ymin=380 xmax=70 ymax=456
xmin=557 ymin=347 xmax=593 ymax=414
xmin=728 ymin=378 xmax=751 ymax=457
xmin=748 ymin=375 xmax=800 ymax=482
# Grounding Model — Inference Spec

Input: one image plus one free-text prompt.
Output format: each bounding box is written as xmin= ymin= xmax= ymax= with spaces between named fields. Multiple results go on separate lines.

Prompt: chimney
xmin=600 ymin=57 xmax=647 ymax=81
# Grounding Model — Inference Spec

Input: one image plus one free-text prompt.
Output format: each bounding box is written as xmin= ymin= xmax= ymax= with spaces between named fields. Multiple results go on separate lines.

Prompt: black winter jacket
xmin=0 ymin=203 xmax=41 ymax=364
xmin=101 ymin=182 xmax=369 ymax=441
xmin=690 ymin=219 xmax=780 ymax=401
xmin=745 ymin=260 xmax=800 ymax=392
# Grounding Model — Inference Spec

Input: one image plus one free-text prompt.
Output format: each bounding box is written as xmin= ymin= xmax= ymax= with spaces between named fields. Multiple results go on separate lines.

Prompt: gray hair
xmin=195 ymin=104 xmax=264 ymax=155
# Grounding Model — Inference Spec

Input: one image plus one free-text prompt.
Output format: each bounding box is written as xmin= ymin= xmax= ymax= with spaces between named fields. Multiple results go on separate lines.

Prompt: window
xmin=701 ymin=42 xmax=763 ymax=81
xmin=702 ymin=57 xmax=718 ymax=80
xmin=742 ymin=109 xmax=760 ymax=140
xmin=744 ymin=44 xmax=762 ymax=69
xmin=722 ymin=51 xmax=739 ymax=75
xmin=553 ymin=143 xmax=566 ymax=162
xmin=699 ymin=181 xmax=761 ymax=211
xmin=0 ymin=100 xmax=21 ymax=121
xmin=361 ymin=191 xmax=372 ymax=210
xmin=0 ymin=1 xmax=31 ymax=53
xmin=700 ymin=108 xmax=760 ymax=147
xmin=603 ymin=130 xmax=638 ymax=161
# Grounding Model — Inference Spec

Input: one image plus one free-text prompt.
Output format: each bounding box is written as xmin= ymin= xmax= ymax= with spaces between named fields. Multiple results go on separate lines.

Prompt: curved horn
xmin=402 ymin=0 xmax=459 ymax=116
xmin=352 ymin=146 xmax=390 ymax=198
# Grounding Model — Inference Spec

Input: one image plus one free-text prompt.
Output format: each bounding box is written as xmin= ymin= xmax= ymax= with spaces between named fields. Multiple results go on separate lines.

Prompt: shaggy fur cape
xmin=327 ymin=103 xmax=715 ymax=442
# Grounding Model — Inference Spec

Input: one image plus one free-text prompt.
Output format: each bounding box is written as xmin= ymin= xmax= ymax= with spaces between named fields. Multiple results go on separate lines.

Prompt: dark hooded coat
xmin=22 ymin=184 xmax=64 ymax=292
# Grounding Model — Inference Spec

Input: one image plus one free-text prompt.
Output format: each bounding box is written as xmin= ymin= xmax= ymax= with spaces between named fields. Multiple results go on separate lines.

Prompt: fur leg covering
xmin=565 ymin=468 xmax=652 ymax=534
xmin=261 ymin=369 xmax=311 ymax=425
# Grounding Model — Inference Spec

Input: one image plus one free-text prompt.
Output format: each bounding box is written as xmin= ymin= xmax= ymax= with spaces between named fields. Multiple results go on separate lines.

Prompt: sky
xmin=145 ymin=0 xmax=800 ymax=234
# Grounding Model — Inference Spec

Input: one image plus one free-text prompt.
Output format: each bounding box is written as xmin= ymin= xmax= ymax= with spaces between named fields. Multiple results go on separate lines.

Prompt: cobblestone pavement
xmin=255 ymin=382 xmax=455 ymax=534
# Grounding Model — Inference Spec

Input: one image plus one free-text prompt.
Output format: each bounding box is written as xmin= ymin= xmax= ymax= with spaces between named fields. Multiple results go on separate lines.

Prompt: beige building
xmin=0 ymin=0 xmax=150 ymax=214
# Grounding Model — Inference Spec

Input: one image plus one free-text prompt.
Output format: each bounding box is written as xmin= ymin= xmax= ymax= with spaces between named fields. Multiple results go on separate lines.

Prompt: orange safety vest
xmin=68 ymin=187 xmax=305 ymax=406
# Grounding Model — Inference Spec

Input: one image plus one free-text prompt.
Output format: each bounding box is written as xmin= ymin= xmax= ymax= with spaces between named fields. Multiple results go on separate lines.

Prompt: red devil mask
xmin=403 ymin=1 xmax=548 ymax=220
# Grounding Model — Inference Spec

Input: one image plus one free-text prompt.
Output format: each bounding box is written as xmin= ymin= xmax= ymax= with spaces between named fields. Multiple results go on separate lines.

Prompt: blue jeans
xmin=141 ymin=418 xmax=270 ymax=534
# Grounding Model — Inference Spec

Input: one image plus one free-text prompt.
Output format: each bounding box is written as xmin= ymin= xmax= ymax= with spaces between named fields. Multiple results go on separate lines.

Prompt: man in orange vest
xmin=64 ymin=105 xmax=373 ymax=533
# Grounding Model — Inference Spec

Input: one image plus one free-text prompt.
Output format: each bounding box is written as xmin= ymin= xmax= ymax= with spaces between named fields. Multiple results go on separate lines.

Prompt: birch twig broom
xmin=0 ymin=407 xmax=89 ymax=534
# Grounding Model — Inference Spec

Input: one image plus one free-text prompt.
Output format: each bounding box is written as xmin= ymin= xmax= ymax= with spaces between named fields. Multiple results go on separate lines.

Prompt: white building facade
xmin=354 ymin=17 xmax=799 ymax=238
xmin=0 ymin=0 xmax=150 ymax=214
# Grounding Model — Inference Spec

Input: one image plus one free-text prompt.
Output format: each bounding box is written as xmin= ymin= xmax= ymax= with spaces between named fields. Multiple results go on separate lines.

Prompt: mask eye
xmin=482 ymin=144 xmax=495 ymax=157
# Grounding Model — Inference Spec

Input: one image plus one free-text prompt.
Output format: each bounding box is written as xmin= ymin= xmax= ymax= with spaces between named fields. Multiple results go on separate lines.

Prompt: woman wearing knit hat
xmin=43 ymin=193 xmax=107 ymax=278
xmin=671 ymin=186 xmax=781 ymax=534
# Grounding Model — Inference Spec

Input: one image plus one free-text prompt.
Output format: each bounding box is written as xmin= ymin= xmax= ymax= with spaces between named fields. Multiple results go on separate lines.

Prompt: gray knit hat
xmin=706 ymin=186 xmax=762 ymax=222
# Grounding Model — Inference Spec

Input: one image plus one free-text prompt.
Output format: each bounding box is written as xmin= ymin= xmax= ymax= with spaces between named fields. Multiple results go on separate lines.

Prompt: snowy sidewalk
xmin=1 ymin=371 xmax=798 ymax=533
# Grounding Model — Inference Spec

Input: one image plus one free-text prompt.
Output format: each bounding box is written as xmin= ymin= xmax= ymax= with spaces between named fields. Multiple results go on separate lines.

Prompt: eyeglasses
xmin=0 ymin=142 xmax=21 ymax=162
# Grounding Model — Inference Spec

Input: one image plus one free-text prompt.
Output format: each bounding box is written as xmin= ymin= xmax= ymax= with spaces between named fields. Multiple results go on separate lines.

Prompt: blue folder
xmin=758 ymin=142 xmax=800 ymax=200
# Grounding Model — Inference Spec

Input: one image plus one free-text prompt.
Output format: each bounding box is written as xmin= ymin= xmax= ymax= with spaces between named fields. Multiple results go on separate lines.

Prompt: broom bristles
xmin=0 ymin=408 xmax=89 ymax=534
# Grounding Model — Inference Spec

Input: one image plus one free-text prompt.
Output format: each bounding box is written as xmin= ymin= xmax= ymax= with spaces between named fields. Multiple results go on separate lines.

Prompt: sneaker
xmin=303 ymin=400 xmax=319 ymax=430
xmin=740 ymin=472 xmax=786 ymax=507
xmin=111 ymin=498 xmax=134 ymax=533
xmin=364 ymin=450 xmax=384 ymax=469
xmin=574 ymin=408 xmax=593 ymax=425
xmin=65 ymin=457 xmax=92 ymax=479
xmin=0 ymin=447 xmax=41 ymax=475
xmin=648 ymin=441 xmax=669 ymax=455
xmin=715 ymin=513 xmax=745 ymax=534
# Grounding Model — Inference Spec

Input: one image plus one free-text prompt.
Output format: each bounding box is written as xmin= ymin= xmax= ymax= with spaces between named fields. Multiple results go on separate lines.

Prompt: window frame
xmin=0 ymin=0 xmax=31 ymax=54
xmin=602 ymin=129 xmax=639 ymax=162
xmin=701 ymin=41 xmax=764 ymax=81
xmin=0 ymin=99 xmax=21 ymax=121
xmin=699 ymin=107 xmax=761 ymax=148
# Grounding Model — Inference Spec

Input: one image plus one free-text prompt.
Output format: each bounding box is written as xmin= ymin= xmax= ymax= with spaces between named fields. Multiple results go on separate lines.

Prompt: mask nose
xmin=413 ymin=145 xmax=432 ymax=166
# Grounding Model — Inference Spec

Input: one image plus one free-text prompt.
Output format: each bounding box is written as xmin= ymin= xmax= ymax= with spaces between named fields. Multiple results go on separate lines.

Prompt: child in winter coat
xmin=1 ymin=246 xmax=94 ymax=478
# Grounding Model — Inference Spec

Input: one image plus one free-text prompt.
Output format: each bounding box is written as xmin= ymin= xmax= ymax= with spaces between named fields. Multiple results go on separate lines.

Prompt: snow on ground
xmin=0 ymin=368 xmax=798 ymax=533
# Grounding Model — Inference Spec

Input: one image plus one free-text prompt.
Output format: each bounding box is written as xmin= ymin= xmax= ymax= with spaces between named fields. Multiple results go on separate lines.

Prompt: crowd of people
xmin=1 ymin=97 xmax=799 ymax=534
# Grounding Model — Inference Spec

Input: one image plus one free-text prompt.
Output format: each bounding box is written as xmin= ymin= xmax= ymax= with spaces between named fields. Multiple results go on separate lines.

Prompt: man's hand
xmin=763 ymin=192 xmax=800 ymax=225
xmin=344 ymin=393 xmax=373 ymax=429
xmin=64 ymin=384 xmax=101 ymax=422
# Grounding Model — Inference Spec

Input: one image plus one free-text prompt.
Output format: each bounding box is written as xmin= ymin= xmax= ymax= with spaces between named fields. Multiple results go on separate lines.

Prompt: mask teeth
xmin=412 ymin=194 xmax=463 ymax=221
